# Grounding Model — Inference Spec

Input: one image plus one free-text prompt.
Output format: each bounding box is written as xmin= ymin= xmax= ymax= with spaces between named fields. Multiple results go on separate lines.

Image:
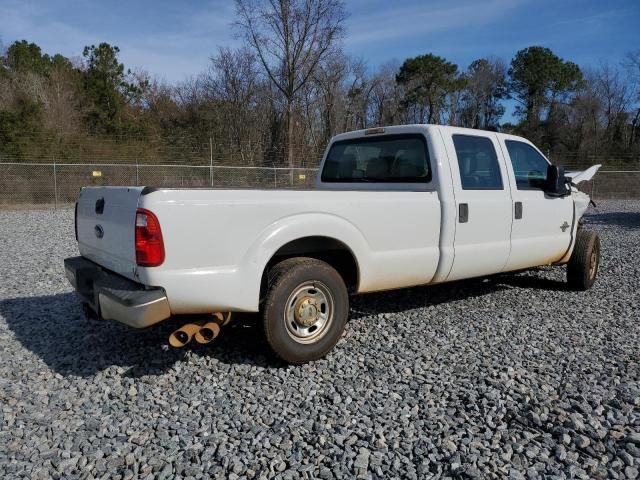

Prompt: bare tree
xmin=565 ymin=82 xmax=601 ymax=155
xmin=623 ymin=51 xmax=640 ymax=144
xmin=367 ymin=61 xmax=402 ymax=127
xmin=460 ymin=58 xmax=507 ymax=129
xmin=341 ymin=58 xmax=370 ymax=132
xmin=624 ymin=50 xmax=640 ymax=85
xmin=234 ymin=0 xmax=347 ymax=168
xmin=43 ymin=59 xmax=83 ymax=133
xmin=204 ymin=47 xmax=262 ymax=158
xmin=206 ymin=47 xmax=259 ymax=107
xmin=297 ymin=52 xmax=348 ymax=151
xmin=582 ymin=64 xmax=633 ymax=151
xmin=313 ymin=53 xmax=348 ymax=145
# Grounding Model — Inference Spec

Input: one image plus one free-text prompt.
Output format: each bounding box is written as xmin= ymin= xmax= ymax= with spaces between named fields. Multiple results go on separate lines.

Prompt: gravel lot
xmin=1 ymin=200 xmax=639 ymax=480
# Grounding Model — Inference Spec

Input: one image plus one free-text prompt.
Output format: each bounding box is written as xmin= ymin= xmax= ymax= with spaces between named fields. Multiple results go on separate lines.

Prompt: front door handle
xmin=515 ymin=201 xmax=523 ymax=220
xmin=459 ymin=203 xmax=469 ymax=223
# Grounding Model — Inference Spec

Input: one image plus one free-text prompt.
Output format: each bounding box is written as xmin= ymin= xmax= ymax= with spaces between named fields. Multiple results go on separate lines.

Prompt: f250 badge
xmin=560 ymin=221 xmax=570 ymax=232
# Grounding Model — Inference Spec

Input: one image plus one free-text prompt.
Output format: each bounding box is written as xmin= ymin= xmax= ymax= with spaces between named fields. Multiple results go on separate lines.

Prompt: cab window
xmin=452 ymin=135 xmax=503 ymax=190
xmin=505 ymin=140 xmax=549 ymax=190
xmin=321 ymin=134 xmax=431 ymax=183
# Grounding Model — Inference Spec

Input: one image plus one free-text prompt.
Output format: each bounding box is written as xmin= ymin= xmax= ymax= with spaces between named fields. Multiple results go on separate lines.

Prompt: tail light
xmin=135 ymin=208 xmax=165 ymax=267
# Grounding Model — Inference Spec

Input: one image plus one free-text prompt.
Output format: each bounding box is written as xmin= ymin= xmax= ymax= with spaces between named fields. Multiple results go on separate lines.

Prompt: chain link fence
xmin=0 ymin=142 xmax=638 ymax=207
xmin=0 ymin=135 xmax=328 ymax=207
xmin=552 ymin=154 xmax=640 ymax=201
xmin=0 ymin=162 xmax=320 ymax=207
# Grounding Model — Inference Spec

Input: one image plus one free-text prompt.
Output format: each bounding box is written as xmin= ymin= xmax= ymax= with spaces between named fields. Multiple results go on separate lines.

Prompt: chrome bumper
xmin=64 ymin=256 xmax=171 ymax=328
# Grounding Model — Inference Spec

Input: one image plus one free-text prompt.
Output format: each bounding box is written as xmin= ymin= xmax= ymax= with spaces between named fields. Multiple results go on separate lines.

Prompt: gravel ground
xmin=0 ymin=200 xmax=639 ymax=480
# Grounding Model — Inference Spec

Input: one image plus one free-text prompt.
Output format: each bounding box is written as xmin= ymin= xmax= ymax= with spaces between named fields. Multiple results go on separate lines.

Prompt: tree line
xmin=1 ymin=0 xmax=639 ymax=168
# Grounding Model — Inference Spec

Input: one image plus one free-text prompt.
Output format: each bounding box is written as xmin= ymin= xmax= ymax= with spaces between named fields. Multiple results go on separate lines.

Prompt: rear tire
xmin=567 ymin=229 xmax=600 ymax=291
xmin=262 ymin=257 xmax=348 ymax=364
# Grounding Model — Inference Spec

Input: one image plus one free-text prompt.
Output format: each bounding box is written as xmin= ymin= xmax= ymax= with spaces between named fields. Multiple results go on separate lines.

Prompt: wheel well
xmin=260 ymin=236 xmax=359 ymax=300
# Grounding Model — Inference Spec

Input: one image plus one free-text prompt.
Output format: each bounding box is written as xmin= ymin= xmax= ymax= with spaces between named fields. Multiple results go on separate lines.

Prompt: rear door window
xmin=452 ymin=135 xmax=503 ymax=190
xmin=504 ymin=140 xmax=549 ymax=189
xmin=321 ymin=134 xmax=431 ymax=183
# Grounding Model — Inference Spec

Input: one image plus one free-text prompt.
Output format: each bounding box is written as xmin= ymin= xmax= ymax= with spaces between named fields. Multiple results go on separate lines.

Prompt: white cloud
xmin=345 ymin=0 xmax=530 ymax=46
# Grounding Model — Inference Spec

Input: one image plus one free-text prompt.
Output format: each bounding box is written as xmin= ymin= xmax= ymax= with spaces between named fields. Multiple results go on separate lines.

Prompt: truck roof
xmin=329 ymin=124 xmax=527 ymax=144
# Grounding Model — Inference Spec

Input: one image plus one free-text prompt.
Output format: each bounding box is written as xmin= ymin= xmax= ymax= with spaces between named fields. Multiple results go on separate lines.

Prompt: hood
xmin=566 ymin=165 xmax=601 ymax=220
xmin=567 ymin=164 xmax=601 ymax=185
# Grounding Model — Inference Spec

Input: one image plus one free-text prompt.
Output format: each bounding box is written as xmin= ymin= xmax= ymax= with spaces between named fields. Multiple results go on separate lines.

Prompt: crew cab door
xmin=442 ymin=130 xmax=513 ymax=281
xmin=498 ymin=136 xmax=574 ymax=270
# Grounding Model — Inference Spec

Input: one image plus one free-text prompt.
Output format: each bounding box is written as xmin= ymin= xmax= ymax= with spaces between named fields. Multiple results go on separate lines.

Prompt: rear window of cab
xmin=321 ymin=134 xmax=432 ymax=183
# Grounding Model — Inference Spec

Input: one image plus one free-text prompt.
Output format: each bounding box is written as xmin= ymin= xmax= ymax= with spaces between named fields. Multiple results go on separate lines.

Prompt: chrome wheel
xmin=284 ymin=281 xmax=334 ymax=344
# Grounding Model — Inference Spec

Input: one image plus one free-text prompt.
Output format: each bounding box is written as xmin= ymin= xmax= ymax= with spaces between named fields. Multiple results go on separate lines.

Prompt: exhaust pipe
xmin=168 ymin=323 xmax=203 ymax=348
xmin=220 ymin=311 xmax=233 ymax=326
xmin=168 ymin=313 xmax=232 ymax=347
xmin=194 ymin=322 xmax=221 ymax=344
xmin=194 ymin=312 xmax=226 ymax=344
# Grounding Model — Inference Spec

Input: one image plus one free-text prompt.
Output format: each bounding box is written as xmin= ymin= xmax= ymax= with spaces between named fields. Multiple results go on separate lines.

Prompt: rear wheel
xmin=567 ymin=229 xmax=600 ymax=291
xmin=262 ymin=257 xmax=348 ymax=364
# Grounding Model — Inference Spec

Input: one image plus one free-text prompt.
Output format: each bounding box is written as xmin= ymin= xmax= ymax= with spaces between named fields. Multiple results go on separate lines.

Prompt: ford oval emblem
xmin=94 ymin=224 xmax=104 ymax=239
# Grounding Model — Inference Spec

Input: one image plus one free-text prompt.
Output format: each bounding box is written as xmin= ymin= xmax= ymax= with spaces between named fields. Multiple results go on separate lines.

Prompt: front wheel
xmin=262 ymin=257 xmax=349 ymax=364
xmin=567 ymin=229 xmax=600 ymax=291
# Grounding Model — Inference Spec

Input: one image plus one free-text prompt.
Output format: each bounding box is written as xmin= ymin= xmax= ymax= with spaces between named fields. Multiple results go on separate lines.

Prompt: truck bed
xmin=76 ymin=186 xmax=443 ymax=313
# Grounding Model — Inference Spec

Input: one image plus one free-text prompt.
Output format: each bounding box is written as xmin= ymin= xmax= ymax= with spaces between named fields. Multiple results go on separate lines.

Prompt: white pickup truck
xmin=65 ymin=125 xmax=601 ymax=363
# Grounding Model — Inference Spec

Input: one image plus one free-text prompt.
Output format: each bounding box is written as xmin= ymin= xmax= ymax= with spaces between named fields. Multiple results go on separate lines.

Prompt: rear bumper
xmin=63 ymin=256 xmax=171 ymax=328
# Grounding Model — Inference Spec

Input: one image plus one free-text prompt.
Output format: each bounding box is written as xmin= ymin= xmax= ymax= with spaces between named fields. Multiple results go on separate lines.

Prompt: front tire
xmin=262 ymin=257 xmax=349 ymax=364
xmin=567 ymin=229 xmax=600 ymax=291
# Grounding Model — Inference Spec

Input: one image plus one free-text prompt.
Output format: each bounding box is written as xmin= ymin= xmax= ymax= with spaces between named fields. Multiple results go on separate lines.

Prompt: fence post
xmin=210 ymin=137 xmax=214 ymax=187
xmin=136 ymin=158 xmax=140 ymax=186
xmin=53 ymin=157 xmax=58 ymax=210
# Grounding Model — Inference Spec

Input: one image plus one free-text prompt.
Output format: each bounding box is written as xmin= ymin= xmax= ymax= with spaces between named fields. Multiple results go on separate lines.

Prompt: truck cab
xmin=317 ymin=125 xmax=580 ymax=282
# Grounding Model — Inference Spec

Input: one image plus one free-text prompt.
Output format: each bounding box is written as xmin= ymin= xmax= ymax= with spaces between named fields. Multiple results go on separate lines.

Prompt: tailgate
xmin=76 ymin=186 xmax=145 ymax=279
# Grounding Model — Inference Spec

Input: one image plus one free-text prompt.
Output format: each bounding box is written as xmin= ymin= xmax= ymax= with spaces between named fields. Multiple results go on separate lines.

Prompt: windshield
xmin=321 ymin=134 xmax=431 ymax=183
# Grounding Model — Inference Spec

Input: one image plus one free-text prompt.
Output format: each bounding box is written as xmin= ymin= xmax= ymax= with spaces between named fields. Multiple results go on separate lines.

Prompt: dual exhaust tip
xmin=168 ymin=312 xmax=231 ymax=348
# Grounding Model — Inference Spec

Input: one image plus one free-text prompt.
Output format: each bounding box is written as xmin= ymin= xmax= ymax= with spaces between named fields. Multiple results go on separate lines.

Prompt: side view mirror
xmin=545 ymin=164 xmax=571 ymax=197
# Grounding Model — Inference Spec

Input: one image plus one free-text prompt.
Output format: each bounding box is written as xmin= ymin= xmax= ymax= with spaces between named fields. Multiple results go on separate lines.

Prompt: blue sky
xmin=0 ymin=0 xmax=638 ymax=84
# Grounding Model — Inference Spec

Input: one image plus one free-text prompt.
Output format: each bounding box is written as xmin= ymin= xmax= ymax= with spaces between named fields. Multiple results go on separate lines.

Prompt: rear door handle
xmin=515 ymin=201 xmax=523 ymax=220
xmin=459 ymin=203 xmax=469 ymax=223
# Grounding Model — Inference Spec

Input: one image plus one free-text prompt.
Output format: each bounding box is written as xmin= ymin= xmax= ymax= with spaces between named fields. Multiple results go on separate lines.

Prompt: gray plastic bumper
xmin=64 ymin=256 xmax=171 ymax=328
